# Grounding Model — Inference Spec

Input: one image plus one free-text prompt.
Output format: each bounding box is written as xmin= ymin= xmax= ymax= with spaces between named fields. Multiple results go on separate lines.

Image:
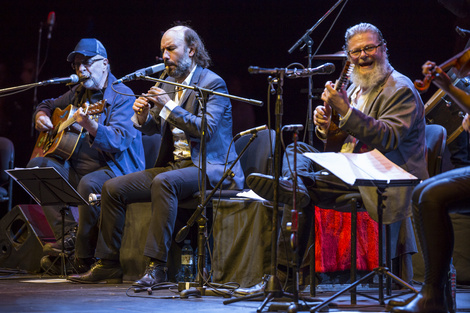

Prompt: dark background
xmin=0 ymin=0 xmax=469 ymax=213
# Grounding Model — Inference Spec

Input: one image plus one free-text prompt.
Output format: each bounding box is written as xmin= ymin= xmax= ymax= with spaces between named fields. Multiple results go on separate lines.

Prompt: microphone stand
xmin=223 ymin=71 xmax=321 ymax=312
xmin=139 ymin=75 xmax=263 ymax=294
xmin=32 ymin=22 xmax=43 ymax=137
xmin=288 ymin=0 xmax=345 ymax=147
xmin=140 ymin=75 xmax=263 ymax=107
xmin=286 ymin=126 xmax=301 ymax=311
xmin=0 ymin=80 xmax=75 ymax=95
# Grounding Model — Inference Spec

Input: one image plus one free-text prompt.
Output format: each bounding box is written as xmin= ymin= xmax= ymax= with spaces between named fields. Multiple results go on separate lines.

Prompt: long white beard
xmin=350 ymin=56 xmax=391 ymax=90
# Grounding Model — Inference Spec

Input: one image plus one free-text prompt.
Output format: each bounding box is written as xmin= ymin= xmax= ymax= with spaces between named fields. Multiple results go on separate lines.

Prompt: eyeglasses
xmin=71 ymin=58 xmax=104 ymax=70
xmin=347 ymin=43 xmax=383 ymax=59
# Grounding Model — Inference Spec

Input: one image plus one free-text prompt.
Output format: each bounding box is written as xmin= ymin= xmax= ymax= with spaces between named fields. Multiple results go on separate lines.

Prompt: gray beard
xmin=350 ymin=57 xmax=391 ymax=91
xmin=168 ymin=54 xmax=192 ymax=80
xmin=81 ymin=75 xmax=102 ymax=90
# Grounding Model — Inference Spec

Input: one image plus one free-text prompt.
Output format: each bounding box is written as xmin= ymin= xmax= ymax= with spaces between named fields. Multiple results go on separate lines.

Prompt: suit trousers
xmin=95 ymin=159 xmax=202 ymax=263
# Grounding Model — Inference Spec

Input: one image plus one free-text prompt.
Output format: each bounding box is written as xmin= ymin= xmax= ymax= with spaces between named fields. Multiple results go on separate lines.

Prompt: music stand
xmin=6 ymin=167 xmax=89 ymax=277
xmin=302 ymin=151 xmax=420 ymax=311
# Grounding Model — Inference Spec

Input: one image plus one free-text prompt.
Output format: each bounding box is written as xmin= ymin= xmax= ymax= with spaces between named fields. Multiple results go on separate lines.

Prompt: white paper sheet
xmin=304 ymin=149 xmax=419 ymax=187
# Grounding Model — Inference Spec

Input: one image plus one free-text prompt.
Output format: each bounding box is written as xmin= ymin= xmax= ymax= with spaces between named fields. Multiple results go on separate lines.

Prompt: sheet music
xmin=304 ymin=149 xmax=419 ymax=187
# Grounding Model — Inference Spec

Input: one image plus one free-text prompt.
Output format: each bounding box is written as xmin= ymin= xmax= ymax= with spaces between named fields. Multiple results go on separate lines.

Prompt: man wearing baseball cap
xmin=28 ymin=38 xmax=144 ymax=275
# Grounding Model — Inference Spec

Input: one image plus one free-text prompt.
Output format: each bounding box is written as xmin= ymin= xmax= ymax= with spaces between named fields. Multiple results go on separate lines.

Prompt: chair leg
xmin=7 ymin=156 xmax=14 ymax=212
xmin=385 ymin=224 xmax=392 ymax=295
xmin=310 ymin=207 xmax=316 ymax=297
xmin=350 ymin=197 xmax=358 ymax=305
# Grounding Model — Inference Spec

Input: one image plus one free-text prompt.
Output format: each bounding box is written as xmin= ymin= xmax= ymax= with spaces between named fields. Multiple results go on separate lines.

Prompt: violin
xmin=414 ymin=47 xmax=470 ymax=93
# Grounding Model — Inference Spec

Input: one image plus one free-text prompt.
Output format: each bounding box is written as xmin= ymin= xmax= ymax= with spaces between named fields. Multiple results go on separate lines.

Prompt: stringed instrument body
xmin=414 ymin=47 xmax=470 ymax=93
xmin=30 ymin=100 xmax=105 ymax=160
xmin=424 ymin=69 xmax=470 ymax=144
xmin=323 ymin=61 xmax=355 ymax=152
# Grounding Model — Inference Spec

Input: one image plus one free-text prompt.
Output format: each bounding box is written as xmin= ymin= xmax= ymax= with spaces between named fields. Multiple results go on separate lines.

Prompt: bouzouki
xmin=323 ymin=61 xmax=355 ymax=152
xmin=30 ymin=100 xmax=105 ymax=160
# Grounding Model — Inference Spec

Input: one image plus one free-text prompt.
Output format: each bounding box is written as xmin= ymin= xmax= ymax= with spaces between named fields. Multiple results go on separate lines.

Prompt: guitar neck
xmin=57 ymin=103 xmax=99 ymax=134
xmin=331 ymin=61 xmax=354 ymax=117
xmin=324 ymin=61 xmax=354 ymax=152
xmin=334 ymin=60 xmax=353 ymax=91
xmin=58 ymin=116 xmax=76 ymax=134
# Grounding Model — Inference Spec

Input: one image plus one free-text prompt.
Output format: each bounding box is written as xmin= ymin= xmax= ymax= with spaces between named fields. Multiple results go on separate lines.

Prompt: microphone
xmin=39 ymin=74 xmax=79 ymax=86
xmin=175 ymin=226 xmax=190 ymax=243
xmin=79 ymin=76 xmax=90 ymax=83
xmin=286 ymin=63 xmax=335 ymax=78
xmin=113 ymin=63 xmax=166 ymax=84
xmin=236 ymin=125 xmax=267 ymax=138
xmin=89 ymin=193 xmax=101 ymax=205
xmin=282 ymin=124 xmax=304 ymax=132
xmin=66 ymin=75 xmax=89 ymax=86
xmin=456 ymin=26 xmax=470 ymax=37
xmin=248 ymin=63 xmax=335 ymax=77
xmin=46 ymin=11 xmax=55 ymax=40
xmin=248 ymin=66 xmax=286 ymax=75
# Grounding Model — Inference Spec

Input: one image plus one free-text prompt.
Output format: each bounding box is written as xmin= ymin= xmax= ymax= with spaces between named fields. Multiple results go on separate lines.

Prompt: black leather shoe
xmin=387 ymin=283 xmax=454 ymax=313
xmin=247 ymin=173 xmax=310 ymax=208
xmin=41 ymin=255 xmax=94 ymax=275
xmin=133 ymin=262 xmax=168 ymax=287
xmin=40 ymin=255 xmax=70 ymax=275
xmin=389 ymin=292 xmax=447 ymax=313
xmin=386 ymin=294 xmax=417 ymax=310
xmin=234 ymin=275 xmax=268 ymax=296
xmin=67 ymin=260 xmax=122 ymax=284
xmin=43 ymin=227 xmax=77 ymax=256
xmin=71 ymin=257 xmax=95 ymax=274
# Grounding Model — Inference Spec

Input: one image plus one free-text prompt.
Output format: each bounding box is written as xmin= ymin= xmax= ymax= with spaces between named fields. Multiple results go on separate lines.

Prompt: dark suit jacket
xmin=139 ymin=65 xmax=245 ymax=190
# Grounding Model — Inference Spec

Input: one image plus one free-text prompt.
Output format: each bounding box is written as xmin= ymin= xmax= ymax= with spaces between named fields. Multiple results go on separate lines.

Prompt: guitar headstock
xmin=334 ymin=61 xmax=355 ymax=91
xmin=86 ymin=100 xmax=106 ymax=115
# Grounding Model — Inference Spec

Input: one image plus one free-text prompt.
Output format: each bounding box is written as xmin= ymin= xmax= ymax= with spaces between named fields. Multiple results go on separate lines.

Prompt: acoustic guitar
xmin=30 ymin=100 xmax=105 ymax=160
xmin=323 ymin=61 xmax=355 ymax=152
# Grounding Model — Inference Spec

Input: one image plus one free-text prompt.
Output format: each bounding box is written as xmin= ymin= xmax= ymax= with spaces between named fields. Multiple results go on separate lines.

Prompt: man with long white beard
xmin=247 ymin=23 xmax=428 ymax=288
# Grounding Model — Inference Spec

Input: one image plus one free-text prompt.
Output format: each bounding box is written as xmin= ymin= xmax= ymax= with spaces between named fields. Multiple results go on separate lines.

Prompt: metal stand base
xmin=224 ymin=274 xmax=322 ymax=312
xmin=309 ymin=266 xmax=417 ymax=312
xmin=41 ymin=207 xmax=78 ymax=277
xmin=310 ymin=186 xmax=418 ymax=312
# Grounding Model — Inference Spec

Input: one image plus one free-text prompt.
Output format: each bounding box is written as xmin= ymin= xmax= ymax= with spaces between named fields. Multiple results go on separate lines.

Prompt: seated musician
xmin=389 ymin=55 xmax=470 ymax=313
xmin=247 ymin=22 xmax=428 ymax=288
xmin=28 ymin=38 xmax=144 ymax=274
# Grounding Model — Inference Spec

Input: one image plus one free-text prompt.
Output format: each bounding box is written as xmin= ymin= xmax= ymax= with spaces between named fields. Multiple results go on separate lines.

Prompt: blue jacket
xmin=34 ymin=73 xmax=145 ymax=176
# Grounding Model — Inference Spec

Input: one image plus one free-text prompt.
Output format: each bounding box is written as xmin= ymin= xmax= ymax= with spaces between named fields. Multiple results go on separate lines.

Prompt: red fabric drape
xmin=314 ymin=206 xmax=379 ymax=272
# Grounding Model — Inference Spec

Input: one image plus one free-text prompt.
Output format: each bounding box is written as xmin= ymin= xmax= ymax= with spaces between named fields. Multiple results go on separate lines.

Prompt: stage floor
xmin=1 ymin=273 xmax=470 ymax=312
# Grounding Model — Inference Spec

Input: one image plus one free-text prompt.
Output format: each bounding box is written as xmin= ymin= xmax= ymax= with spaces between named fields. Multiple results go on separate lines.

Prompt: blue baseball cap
xmin=67 ymin=38 xmax=107 ymax=62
